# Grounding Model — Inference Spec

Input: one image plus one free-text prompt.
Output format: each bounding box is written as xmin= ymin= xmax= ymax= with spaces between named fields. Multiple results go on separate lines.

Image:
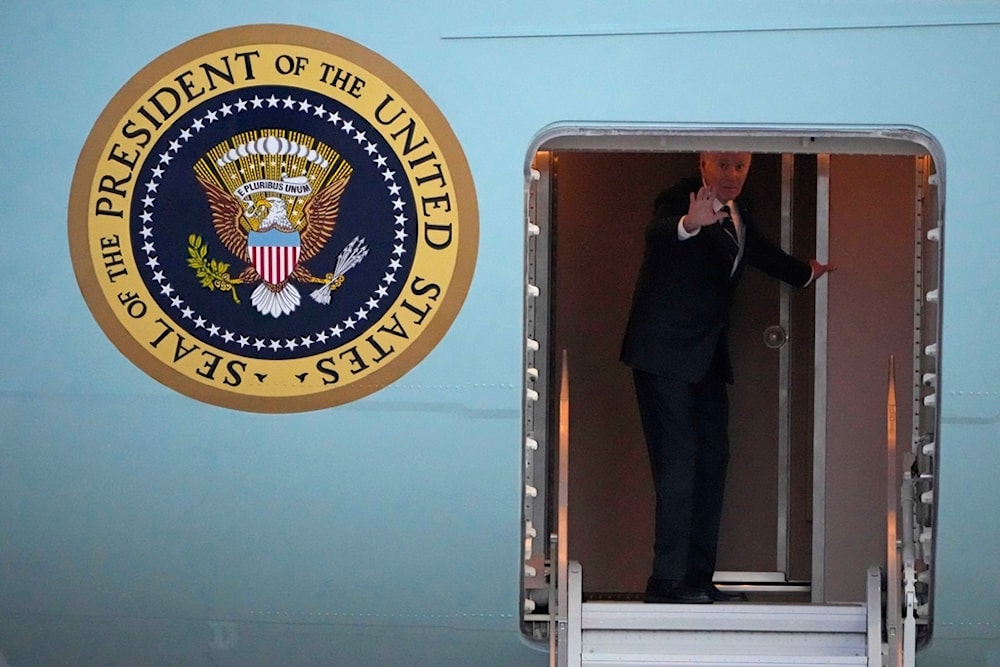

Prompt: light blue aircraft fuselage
xmin=2 ymin=2 xmax=998 ymax=665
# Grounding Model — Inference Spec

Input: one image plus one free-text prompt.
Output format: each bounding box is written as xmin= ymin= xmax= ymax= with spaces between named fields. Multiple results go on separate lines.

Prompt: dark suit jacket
xmin=620 ymin=176 xmax=812 ymax=383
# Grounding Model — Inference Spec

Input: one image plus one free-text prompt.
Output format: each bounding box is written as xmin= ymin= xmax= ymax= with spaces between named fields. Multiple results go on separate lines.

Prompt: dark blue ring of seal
xmin=130 ymin=85 xmax=418 ymax=361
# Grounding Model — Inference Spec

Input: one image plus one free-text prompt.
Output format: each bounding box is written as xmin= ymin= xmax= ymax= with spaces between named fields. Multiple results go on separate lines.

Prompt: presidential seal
xmin=69 ymin=25 xmax=477 ymax=412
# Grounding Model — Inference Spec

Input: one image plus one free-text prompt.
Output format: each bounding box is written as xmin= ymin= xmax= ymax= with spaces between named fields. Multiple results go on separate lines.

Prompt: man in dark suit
xmin=620 ymin=152 xmax=835 ymax=604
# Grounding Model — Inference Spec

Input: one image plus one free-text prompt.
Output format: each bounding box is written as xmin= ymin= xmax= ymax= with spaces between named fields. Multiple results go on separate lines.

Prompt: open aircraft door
xmin=520 ymin=128 xmax=941 ymax=666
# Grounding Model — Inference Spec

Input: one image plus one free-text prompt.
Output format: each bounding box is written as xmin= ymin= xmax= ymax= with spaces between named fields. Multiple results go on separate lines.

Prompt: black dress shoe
xmin=644 ymin=580 xmax=713 ymax=604
xmin=696 ymin=582 xmax=748 ymax=602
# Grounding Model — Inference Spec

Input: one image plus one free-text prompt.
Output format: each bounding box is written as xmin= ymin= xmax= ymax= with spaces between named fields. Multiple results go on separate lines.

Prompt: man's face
xmin=700 ymin=152 xmax=752 ymax=203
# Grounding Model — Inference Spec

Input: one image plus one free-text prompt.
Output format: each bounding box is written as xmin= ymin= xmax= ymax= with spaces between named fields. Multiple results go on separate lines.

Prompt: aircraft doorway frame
xmin=519 ymin=123 xmax=942 ymax=639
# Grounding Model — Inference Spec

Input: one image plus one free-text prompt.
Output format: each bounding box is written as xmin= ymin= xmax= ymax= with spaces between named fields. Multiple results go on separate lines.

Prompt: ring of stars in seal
xmin=135 ymin=90 xmax=416 ymax=359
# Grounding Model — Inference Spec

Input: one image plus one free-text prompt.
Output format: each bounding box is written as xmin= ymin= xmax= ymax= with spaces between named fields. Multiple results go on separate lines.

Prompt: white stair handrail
xmin=887 ymin=356 xmax=922 ymax=667
xmin=900 ymin=474 xmax=918 ymax=667
xmin=554 ymin=351 xmax=572 ymax=667
xmin=886 ymin=356 xmax=901 ymax=666
xmin=867 ymin=564 xmax=884 ymax=667
xmin=567 ymin=561 xmax=582 ymax=667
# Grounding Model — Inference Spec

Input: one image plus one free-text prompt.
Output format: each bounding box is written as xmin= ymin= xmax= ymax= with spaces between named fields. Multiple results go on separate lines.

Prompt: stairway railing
xmin=888 ymin=353 xmax=930 ymax=667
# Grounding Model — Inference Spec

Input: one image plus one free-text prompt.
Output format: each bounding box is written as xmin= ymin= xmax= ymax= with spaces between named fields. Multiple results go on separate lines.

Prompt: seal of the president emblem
xmin=69 ymin=25 xmax=478 ymax=412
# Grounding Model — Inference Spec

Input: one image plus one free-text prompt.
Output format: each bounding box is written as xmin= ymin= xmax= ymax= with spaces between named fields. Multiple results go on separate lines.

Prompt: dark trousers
xmin=632 ymin=363 xmax=730 ymax=584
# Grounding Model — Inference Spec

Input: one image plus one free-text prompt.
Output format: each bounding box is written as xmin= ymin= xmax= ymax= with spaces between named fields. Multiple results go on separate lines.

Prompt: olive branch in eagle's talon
xmin=187 ymin=234 xmax=243 ymax=304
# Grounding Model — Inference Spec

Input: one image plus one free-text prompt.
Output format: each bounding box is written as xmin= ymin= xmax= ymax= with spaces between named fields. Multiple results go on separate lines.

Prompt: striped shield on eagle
xmin=247 ymin=229 xmax=301 ymax=286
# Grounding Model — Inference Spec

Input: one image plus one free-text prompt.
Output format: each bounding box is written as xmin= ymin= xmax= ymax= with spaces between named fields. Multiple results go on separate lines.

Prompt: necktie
xmin=720 ymin=205 xmax=739 ymax=265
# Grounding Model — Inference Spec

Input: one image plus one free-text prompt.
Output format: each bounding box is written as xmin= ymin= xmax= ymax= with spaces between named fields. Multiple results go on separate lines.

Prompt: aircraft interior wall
xmin=549 ymin=150 xmax=919 ymax=603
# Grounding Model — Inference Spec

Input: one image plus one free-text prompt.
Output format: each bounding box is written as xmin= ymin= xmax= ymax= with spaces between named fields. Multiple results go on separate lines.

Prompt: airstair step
xmin=582 ymin=655 xmax=867 ymax=666
xmin=579 ymin=602 xmax=869 ymax=666
xmin=583 ymin=602 xmax=867 ymax=633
